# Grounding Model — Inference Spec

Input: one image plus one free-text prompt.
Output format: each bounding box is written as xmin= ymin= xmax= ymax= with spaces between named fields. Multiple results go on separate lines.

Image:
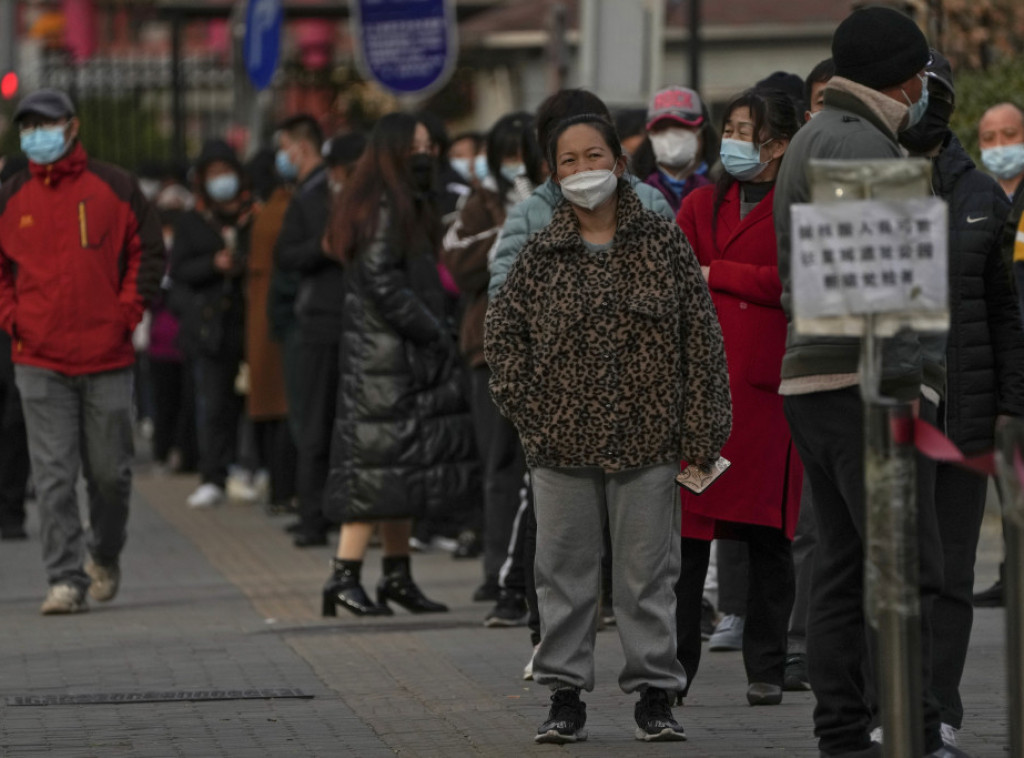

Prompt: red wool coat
xmin=676 ymin=182 xmax=803 ymax=540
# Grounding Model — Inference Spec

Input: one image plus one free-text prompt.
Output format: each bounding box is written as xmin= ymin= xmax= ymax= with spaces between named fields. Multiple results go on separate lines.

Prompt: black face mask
xmin=899 ymin=96 xmax=954 ymax=155
xmin=409 ymin=153 xmax=435 ymax=193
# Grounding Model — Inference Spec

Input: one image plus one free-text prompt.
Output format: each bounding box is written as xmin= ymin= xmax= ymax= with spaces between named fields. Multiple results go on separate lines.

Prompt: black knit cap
xmin=832 ymin=6 xmax=930 ymax=90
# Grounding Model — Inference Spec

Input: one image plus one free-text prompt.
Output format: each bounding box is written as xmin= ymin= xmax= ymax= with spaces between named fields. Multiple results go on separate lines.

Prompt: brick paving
xmin=0 ymin=467 xmax=1011 ymax=757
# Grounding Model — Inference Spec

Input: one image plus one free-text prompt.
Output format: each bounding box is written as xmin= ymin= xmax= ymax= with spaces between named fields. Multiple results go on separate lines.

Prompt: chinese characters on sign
xmin=352 ymin=0 xmax=457 ymax=97
xmin=791 ymin=198 xmax=948 ymax=333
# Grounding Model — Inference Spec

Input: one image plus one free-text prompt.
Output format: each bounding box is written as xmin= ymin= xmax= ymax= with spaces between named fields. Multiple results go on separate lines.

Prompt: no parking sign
xmin=351 ymin=0 xmax=458 ymax=97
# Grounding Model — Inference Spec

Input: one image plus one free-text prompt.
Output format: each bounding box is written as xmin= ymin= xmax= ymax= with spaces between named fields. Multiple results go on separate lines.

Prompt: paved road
xmin=0 ymin=469 xmax=1011 ymax=757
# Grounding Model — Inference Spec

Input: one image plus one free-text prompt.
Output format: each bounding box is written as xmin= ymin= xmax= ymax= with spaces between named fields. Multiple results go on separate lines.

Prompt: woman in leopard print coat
xmin=484 ymin=113 xmax=731 ymax=744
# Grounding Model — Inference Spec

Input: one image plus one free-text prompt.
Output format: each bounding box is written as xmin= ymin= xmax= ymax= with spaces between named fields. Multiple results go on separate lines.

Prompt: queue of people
xmin=1 ymin=4 xmax=1022 ymax=754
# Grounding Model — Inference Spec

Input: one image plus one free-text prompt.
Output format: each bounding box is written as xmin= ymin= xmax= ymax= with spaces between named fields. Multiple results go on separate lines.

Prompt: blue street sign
xmin=244 ymin=0 xmax=284 ymax=91
xmin=352 ymin=0 xmax=457 ymax=97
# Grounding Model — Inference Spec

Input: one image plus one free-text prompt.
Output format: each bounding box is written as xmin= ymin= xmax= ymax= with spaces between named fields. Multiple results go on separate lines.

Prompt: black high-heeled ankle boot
xmin=322 ymin=558 xmax=393 ymax=617
xmin=377 ymin=555 xmax=449 ymax=614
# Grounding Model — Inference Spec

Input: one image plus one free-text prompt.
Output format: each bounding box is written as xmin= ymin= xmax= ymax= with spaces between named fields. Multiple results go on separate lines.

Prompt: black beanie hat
xmin=832 ymin=6 xmax=930 ymax=90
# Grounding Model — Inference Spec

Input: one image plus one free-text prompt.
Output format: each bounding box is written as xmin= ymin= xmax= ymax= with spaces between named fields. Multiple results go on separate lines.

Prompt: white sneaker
xmin=85 ymin=560 xmax=121 ymax=602
xmin=708 ymin=613 xmax=745 ymax=651
xmin=40 ymin=583 xmax=88 ymax=615
xmin=870 ymin=726 xmax=883 ymax=744
xmin=523 ymin=644 xmax=540 ymax=681
xmin=187 ymin=483 xmax=225 ymax=508
xmin=940 ymin=722 xmax=958 ymax=746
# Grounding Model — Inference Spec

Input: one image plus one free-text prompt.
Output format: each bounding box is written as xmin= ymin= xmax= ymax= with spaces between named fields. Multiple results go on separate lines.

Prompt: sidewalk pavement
xmin=0 ymin=466 xmax=1011 ymax=757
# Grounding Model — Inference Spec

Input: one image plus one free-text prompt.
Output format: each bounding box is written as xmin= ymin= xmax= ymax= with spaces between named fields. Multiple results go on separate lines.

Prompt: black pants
xmin=716 ymin=538 xmax=750 ymax=616
xmin=675 ymin=525 xmax=794 ymax=695
xmin=931 ymin=462 xmax=988 ymax=729
xmin=293 ymin=338 xmax=338 ymax=536
xmin=784 ymin=388 xmax=943 ymax=756
xmin=149 ymin=357 xmax=198 ymax=470
xmin=253 ymin=418 xmax=298 ymax=507
xmin=470 ymin=366 xmax=527 ymax=583
xmin=193 ymin=353 xmax=243 ymax=489
xmin=494 ymin=470 xmax=540 ymax=646
xmin=0 ymin=332 xmax=28 ymax=531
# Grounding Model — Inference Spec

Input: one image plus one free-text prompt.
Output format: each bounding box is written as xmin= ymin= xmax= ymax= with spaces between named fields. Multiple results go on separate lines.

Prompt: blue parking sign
xmin=244 ymin=0 xmax=283 ymax=91
xmin=352 ymin=0 xmax=458 ymax=96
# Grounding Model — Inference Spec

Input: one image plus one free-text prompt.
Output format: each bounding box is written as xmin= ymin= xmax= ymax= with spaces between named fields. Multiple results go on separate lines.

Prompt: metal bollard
xmin=995 ymin=420 xmax=1024 ymax=758
xmin=864 ymin=400 xmax=924 ymax=758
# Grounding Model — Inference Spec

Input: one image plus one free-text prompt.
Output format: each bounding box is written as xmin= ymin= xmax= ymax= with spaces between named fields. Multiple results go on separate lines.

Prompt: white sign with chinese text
xmin=791 ymin=197 xmax=949 ymax=336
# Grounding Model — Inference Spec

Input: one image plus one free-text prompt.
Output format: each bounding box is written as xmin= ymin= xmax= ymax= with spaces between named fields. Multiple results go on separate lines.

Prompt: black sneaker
xmin=972 ymin=579 xmax=1004 ymax=607
xmin=634 ymin=687 xmax=686 ymax=742
xmin=535 ymin=687 xmax=587 ymax=744
xmin=700 ymin=597 xmax=717 ymax=641
xmin=783 ymin=652 xmax=811 ymax=691
xmin=484 ymin=589 xmax=528 ymax=627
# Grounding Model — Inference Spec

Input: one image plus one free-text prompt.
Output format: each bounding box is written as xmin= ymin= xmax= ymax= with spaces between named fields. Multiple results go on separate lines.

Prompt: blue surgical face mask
xmin=473 ymin=154 xmax=489 ymax=180
xmin=500 ymin=162 xmax=524 ymax=183
xmin=981 ymin=144 xmax=1024 ymax=181
xmin=902 ymin=75 xmax=929 ymax=130
xmin=719 ymin=138 xmax=772 ymax=182
xmin=205 ymin=173 xmax=239 ymax=202
xmin=21 ymin=125 xmax=70 ymax=165
xmin=275 ymin=149 xmax=299 ymax=180
xmin=450 ymin=157 xmax=473 ymax=182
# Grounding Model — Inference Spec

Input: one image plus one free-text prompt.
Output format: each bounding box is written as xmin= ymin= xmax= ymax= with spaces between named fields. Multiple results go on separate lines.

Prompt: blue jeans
xmin=15 ymin=365 xmax=134 ymax=590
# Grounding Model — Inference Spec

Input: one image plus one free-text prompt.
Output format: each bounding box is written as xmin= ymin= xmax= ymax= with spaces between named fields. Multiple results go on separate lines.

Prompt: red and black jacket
xmin=0 ymin=141 xmax=164 ymax=375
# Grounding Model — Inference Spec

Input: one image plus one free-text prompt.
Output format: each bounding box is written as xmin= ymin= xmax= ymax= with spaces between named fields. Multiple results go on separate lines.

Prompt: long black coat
xmin=324 ymin=204 xmax=478 ymax=522
xmin=935 ymin=135 xmax=1024 ymax=452
xmin=168 ymin=209 xmax=248 ymax=360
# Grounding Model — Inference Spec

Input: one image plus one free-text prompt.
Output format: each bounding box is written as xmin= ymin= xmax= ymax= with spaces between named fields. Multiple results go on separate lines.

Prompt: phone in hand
xmin=675 ymin=457 xmax=731 ymax=495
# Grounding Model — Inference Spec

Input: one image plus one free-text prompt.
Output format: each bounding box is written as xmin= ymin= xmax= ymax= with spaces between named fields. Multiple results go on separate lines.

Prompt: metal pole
xmin=995 ymin=422 xmax=1024 ymax=758
xmin=170 ymin=10 xmax=186 ymax=168
xmin=861 ymin=317 xmax=924 ymax=758
xmin=688 ymin=0 xmax=700 ymax=93
xmin=0 ymin=0 xmax=15 ymax=76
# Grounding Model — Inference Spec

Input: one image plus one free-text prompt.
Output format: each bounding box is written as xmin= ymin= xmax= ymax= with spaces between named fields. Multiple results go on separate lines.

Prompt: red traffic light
xmin=1 ymin=72 xmax=18 ymax=99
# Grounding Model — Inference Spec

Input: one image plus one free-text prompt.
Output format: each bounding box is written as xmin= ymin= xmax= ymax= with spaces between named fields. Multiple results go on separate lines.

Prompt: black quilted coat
xmin=934 ymin=135 xmax=1024 ymax=453
xmin=324 ymin=203 xmax=478 ymax=522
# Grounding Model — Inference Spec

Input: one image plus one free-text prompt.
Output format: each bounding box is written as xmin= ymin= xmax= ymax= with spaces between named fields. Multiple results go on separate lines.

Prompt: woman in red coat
xmin=673 ymin=88 xmax=803 ymax=707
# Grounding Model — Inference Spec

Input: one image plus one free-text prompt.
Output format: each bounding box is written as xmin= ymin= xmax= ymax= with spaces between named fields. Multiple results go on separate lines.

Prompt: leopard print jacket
xmin=485 ymin=180 xmax=732 ymax=472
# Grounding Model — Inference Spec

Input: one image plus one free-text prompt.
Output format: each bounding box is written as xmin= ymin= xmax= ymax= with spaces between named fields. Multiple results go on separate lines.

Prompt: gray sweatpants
xmin=531 ymin=463 xmax=686 ymax=694
xmin=15 ymin=365 xmax=134 ymax=590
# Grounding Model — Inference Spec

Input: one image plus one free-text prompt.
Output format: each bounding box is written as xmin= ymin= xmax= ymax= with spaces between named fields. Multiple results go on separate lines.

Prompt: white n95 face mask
xmin=559 ymin=169 xmax=619 ymax=210
xmin=650 ymin=128 xmax=699 ymax=169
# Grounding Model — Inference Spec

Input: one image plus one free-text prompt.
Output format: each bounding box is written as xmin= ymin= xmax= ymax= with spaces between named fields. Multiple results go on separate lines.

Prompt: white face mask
xmin=649 ymin=128 xmax=699 ymax=169
xmin=559 ymin=169 xmax=619 ymax=210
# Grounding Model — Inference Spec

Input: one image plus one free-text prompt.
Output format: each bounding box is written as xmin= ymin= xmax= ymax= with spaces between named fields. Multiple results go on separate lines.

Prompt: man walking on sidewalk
xmin=0 ymin=89 xmax=164 ymax=614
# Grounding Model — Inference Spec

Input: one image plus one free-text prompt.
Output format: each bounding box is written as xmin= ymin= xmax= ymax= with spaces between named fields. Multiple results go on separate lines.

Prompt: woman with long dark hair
xmin=320 ymin=112 xmax=477 ymax=617
xmin=673 ymin=87 xmax=803 ymax=706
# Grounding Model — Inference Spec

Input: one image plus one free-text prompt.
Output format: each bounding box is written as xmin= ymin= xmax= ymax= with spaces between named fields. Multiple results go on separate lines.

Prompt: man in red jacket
xmin=0 ymin=89 xmax=164 ymax=614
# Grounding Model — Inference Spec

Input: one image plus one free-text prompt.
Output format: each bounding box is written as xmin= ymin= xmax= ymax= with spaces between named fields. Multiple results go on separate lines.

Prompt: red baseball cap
xmin=646 ymin=86 xmax=705 ymax=130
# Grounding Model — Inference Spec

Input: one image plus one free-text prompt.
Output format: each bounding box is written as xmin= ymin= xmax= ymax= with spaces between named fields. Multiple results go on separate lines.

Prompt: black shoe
xmin=784 ymin=652 xmax=811 ymax=691
xmin=293 ymin=531 xmax=328 ymax=548
xmin=377 ymin=556 xmax=448 ymax=613
xmin=452 ymin=530 xmax=482 ymax=559
xmin=472 ymin=579 xmax=500 ymax=603
xmin=746 ymin=682 xmax=783 ymax=705
xmin=0 ymin=525 xmax=28 ymax=541
xmin=700 ymin=597 xmax=718 ymax=641
xmin=972 ymin=579 xmax=1004 ymax=608
xmin=535 ymin=687 xmax=587 ymax=744
xmin=322 ymin=559 xmax=393 ymax=617
xmin=634 ymin=687 xmax=686 ymax=742
xmin=484 ymin=589 xmax=528 ymax=627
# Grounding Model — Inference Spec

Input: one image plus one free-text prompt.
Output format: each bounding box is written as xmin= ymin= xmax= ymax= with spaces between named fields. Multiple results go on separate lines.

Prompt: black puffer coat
xmin=324 ymin=203 xmax=478 ymax=522
xmin=934 ymin=135 xmax=1024 ymax=452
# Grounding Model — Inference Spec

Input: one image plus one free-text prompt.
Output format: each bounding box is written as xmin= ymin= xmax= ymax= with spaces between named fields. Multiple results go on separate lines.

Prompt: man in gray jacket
xmin=773 ymin=7 xmax=959 ymax=758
